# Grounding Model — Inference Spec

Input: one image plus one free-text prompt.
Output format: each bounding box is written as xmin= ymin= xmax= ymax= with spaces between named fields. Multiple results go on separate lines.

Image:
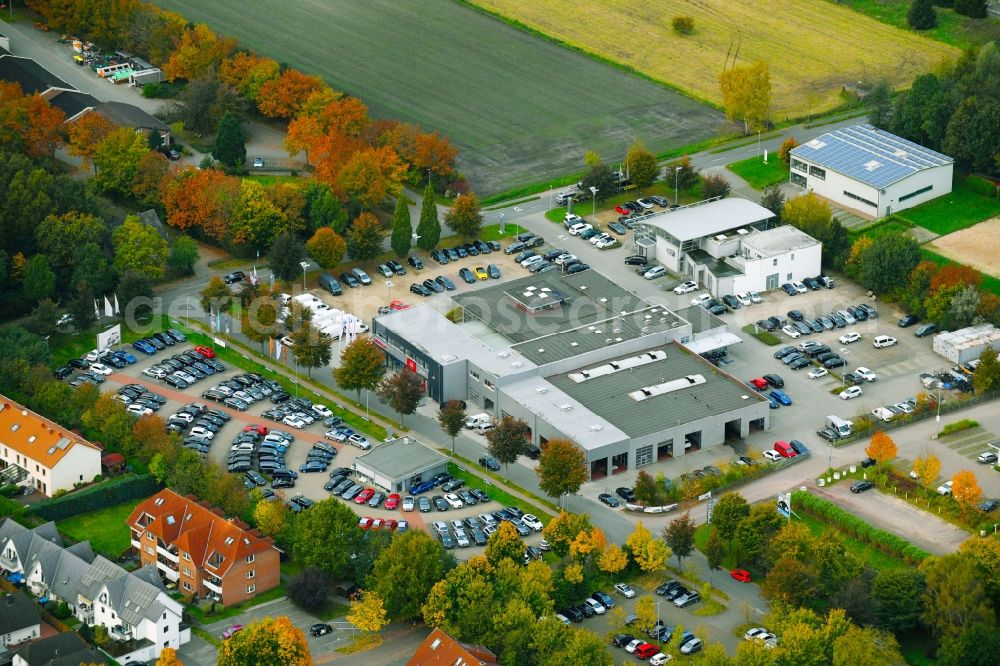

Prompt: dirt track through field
xmin=926 ymin=217 xmax=1000 ymax=279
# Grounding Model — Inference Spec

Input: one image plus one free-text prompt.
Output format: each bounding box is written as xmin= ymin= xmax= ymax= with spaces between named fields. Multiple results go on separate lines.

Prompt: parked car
xmin=850 ymin=480 xmax=875 ymax=493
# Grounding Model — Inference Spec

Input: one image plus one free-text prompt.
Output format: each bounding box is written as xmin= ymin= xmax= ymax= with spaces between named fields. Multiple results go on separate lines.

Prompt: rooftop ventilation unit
xmin=511 ymin=361 xmax=523 ymax=368
xmin=497 ymin=350 xmax=510 ymax=358
xmin=715 ymin=234 xmax=727 ymax=241
xmin=568 ymin=349 xmax=667 ymax=383
xmin=559 ymin=404 xmax=573 ymax=411
xmin=806 ymin=139 xmax=826 ymax=149
xmin=736 ymin=228 xmax=749 ymax=235
xmin=629 ymin=374 xmax=706 ymax=402
xmin=590 ymin=424 xmax=603 ymax=431
xmin=536 ymin=387 xmax=548 ymax=394
xmin=863 ymin=160 xmax=882 ymax=171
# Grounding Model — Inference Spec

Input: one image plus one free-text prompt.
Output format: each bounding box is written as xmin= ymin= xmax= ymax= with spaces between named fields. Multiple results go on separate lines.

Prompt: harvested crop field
xmin=155 ymin=0 xmax=725 ymax=195
xmin=925 ymin=218 xmax=1000 ymax=280
xmin=469 ymin=0 xmax=959 ymax=119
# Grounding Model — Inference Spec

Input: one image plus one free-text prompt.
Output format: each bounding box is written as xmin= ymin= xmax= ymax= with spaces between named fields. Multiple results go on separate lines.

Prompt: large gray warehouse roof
xmin=637 ymin=198 xmax=774 ymax=243
xmin=548 ymin=342 xmax=766 ymax=438
xmin=790 ymin=123 xmax=952 ymax=189
xmin=354 ymin=437 xmax=446 ymax=479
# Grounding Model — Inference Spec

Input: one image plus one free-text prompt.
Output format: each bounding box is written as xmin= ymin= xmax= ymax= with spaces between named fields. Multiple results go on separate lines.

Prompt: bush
xmin=965 ymin=175 xmax=998 ymax=198
xmin=27 ymin=474 xmax=161 ymax=522
xmin=701 ymin=173 xmax=732 ymax=199
xmin=0 ymin=484 xmax=17 ymax=498
xmin=908 ymin=0 xmax=938 ymax=30
xmin=671 ymin=16 xmax=695 ymax=34
xmin=288 ymin=567 xmax=330 ymax=612
xmin=954 ymin=0 xmax=987 ymax=18
xmin=54 ymin=601 xmax=72 ymax=619
xmin=939 ymin=418 xmax=978 ymax=436
xmin=778 ymin=137 xmax=799 ymax=165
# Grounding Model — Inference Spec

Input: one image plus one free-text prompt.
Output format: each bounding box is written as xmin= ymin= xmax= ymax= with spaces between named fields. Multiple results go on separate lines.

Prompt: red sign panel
xmin=406 ymin=357 xmax=417 ymax=373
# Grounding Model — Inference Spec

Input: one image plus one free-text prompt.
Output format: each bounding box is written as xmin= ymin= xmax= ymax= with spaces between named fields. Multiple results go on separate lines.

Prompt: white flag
xmin=275 ymin=338 xmax=282 ymax=361
xmin=103 ymin=296 xmax=113 ymax=318
xmin=113 ymin=293 xmax=120 ymax=314
xmin=94 ymin=299 xmax=101 ymax=320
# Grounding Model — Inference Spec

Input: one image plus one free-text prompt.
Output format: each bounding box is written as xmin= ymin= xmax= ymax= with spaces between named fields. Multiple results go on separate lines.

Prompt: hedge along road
xmin=154 ymin=0 xmax=725 ymax=195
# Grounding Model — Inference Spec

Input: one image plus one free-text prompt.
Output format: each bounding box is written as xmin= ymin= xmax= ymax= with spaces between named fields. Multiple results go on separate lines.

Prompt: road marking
xmin=513 ymin=206 xmax=522 ymax=213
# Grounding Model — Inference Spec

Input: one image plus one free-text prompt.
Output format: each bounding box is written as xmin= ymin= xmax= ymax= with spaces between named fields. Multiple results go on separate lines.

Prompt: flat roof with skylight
xmin=636 ymin=198 xmax=775 ymax=243
xmin=547 ymin=342 xmax=766 ymax=438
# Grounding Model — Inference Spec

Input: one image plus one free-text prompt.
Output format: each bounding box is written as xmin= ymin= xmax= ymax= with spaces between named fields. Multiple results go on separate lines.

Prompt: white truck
xmin=464 ymin=413 xmax=492 ymax=430
xmin=826 ymin=415 xmax=853 ymax=438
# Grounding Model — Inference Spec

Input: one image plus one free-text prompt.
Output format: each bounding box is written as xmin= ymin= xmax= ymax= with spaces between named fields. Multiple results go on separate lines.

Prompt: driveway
xmin=812 ymin=483 xmax=968 ymax=555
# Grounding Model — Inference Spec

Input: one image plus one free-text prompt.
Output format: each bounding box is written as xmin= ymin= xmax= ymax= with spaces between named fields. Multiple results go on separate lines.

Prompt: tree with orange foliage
xmin=161 ymin=167 xmax=241 ymax=241
xmin=286 ymin=95 xmax=370 ymax=171
xmin=0 ymin=82 xmax=66 ymax=158
xmin=163 ymin=24 xmax=236 ymax=81
xmin=67 ymin=112 xmax=115 ymax=174
xmin=412 ymin=131 xmax=458 ymax=181
xmin=218 ymin=52 xmax=280 ymax=101
xmin=155 ymin=646 xmax=183 ymax=666
xmin=335 ymin=146 xmax=407 ymax=209
xmin=930 ymin=263 xmax=983 ymax=294
xmin=866 ymin=431 xmax=898 ymax=463
xmin=256 ymin=69 xmax=327 ymax=119
xmin=951 ymin=470 xmax=982 ymax=512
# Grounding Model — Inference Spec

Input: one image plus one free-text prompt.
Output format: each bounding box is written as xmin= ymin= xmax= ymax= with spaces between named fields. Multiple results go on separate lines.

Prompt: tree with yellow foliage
xmin=912 ymin=453 xmax=941 ymax=489
xmin=569 ymin=527 xmax=606 ymax=561
xmin=348 ymin=590 xmax=388 ymax=634
xmin=598 ymin=544 xmax=629 ymax=575
xmin=155 ymin=647 xmax=183 ymax=666
xmin=563 ymin=561 xmax=584 ymax=584
xmin=626 ymin=522 xmax=670 ymax=573
xmin=718 ymin=61 xmax=771 ymax=133
xmin=866 ymin=431 xmax=898 ymax=463
xmin=217 ymin=616 xmax=312 ymax=666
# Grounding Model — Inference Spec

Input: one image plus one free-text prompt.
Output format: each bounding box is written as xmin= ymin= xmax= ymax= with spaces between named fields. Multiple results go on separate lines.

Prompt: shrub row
xmin=791 ymin=490 xmax=930 ymax=564
xmin=966 ymin=175 xmax=998 ymax=198
xmin=27 ymin=474 xmax=161 ymax=522
xmin=939 ymin=418 xmax=979 ymax=436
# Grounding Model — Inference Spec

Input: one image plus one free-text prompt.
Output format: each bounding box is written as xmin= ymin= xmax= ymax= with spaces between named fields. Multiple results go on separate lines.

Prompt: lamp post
xmin=936 ymin=387 xmax=942 ymax=423
xmin=385 ymin=280 xmax=393 ymax=307
xmin=656 ymin=600 xmax=663 ymax=635
xmin=589 ymin=186 xmax=599 ymax=220
xmin=674 ymin=166 xmax=682 ymax=206
xmin=299 ymin=261 xmax=311 ymax=292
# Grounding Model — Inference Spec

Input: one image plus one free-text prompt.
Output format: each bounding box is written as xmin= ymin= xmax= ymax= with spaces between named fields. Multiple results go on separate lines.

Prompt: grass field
xmin=897 ymin=177 xmax=1000 ymax=236
xmin=726 ymin=156 xmax=789 ymax=190
xmin=57 ymin=499 xmax=143 ymax=558
xmin=155 ymin=0 xmax=723 ymax=196
xmin=469 ymin=0 xmax=958 ymax=119
xmin=837 ymin=0 xmax=1000 ymax=48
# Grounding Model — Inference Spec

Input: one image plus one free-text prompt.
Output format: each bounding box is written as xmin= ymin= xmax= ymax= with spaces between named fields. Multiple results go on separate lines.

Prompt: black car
xmin=407 ymin=255 xmax=424 ymax=269
xmin=824 ymin=356 xmax=847 ymax=368
xmin=435 ymin=275 xmax=456 ymax=291
xmin=410 ymin=283 xmax=432 ymax=297
xmin=763 ymin=374 xmax=784 ymax=388
xmin=67 ymin=358 xmax=90 ymax=369
xmin=53 ymin=366 xmax=73 ymax=379
xmin=789 ymin=356 xmax=812 ymax=370
xmin=339 ymin=272 xmax=360 ymax=288
xmin=787 ymin=310 xmax=804 ymax=322
xmin=432 ymin=495 xmax=449 ymax=511
xmin=774 ymin=346 xmax=797 ymax=360
xmin=915 ymin=323 xmax=937 ymax=338
xmin=656 ymin=580 xmax=681 ymax=596
xmin=898 ymin=314 xmax=919 ymax=327
xmin=624 ymin=255 xmax=648 ymax=266
xmin=458 ymin=268 xmax=476 ymax=284
xmin=980 ymin=498 xmax=1000 ymax=513
xmin=566 ymin=263 xmax=589 ymax=274
xmin=615 ymin=487 xmax=635 ymax=502
xmin=478 ymin=456 xmax=501 ymax=471
xmin=598 ymin=493 xmax=620 ymax=507
xmin=310 ymin=623 xmax=333 ymax=637
xmin=423 ymin=278 xmax=444 ymax=293
xmin=721 ymin=294 xmax=741 ymax=310
xmin=386 ymin=260 xmax=406 ymax=276
xmin=612 ymin=633 xmax=633 ymax=648
xmin=487 ymin=264 xmax=501 ymax=279
xmin=563 ymin=606 xmax=584 ymax=623
xmin=272 ymin=477 xmax=296 ymax=489
xmin=850 ymin=480 xmax=875 ymax=493
xmin=803 ymin=276 xmax=820 ymax=290
xmin=755 ymin=319 xmax=777 ymax=332
xmin=222 ymin=271 xmax=245 ymax=284
xmin=782 ymin=283 xmax=798 ymax=295
xmin=504 ymin=241 xmax=525 ymax=255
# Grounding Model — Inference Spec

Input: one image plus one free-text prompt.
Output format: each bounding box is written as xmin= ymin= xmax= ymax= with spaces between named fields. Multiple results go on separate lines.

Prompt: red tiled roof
xmin=407 ymin=628 xmax=498 ymax=665
xmin=0 ymin=396 xmax=101 ymax=468
xmin=127 ymin=489 xmax=276 ymax=575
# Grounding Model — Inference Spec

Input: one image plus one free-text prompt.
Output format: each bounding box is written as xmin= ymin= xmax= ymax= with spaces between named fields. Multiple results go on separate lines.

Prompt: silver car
xmin=644 ymin=266 xmax=667 ymax=280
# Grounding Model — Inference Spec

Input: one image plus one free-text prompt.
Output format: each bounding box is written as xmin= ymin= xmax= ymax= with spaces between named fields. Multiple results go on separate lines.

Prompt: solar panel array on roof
xmin=790 ymin=123 xmax=952 ymax=189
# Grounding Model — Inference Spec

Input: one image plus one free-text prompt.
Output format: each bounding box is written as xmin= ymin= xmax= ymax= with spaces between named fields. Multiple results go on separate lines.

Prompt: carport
xmin=352 ymin=436 xmax=448 ymax=493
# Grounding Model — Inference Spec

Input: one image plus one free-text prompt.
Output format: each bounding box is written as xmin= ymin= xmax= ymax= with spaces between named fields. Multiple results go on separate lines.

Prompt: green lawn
xmin=57 ymin=499 xmax=143 ymax=558
xmin=850 ymin=216 xmax=914 ymax=241
xmin=898 ymin=177 xmax=1000 ymax=235
xmin=186 ymin=582 xmax=287 ymax=623
xmin=725 ymin=156 xmax=789 ymax=190
xmin=480 ymin=222 xmax=520 ymax=241
xmin=795 ymin=513 xmax=908 ymax=570
xmin=836 ymin=0 xmax=1000 ymax=48
xmin=242 ymin=175 xmax=310 ymax=187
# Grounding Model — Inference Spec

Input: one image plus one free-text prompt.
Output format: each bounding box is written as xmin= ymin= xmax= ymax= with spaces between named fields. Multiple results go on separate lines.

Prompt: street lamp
xmin=589 ymin=186 xmax=599 ymax=220
xmin=936 ymin=387 xmax=943 ymax=423
xmin=674 ymin=166 xmax=682 ymax=206
xmin=656 ymin=600 xmax=663 ymax=635
xmin=299 ymin=261 xmax=311 ymax=292
xmin=385 ymin=280 xmax=393 ymax=306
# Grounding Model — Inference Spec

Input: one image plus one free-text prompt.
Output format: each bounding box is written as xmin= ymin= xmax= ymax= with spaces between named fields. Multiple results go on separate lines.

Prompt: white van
xmin=464 ymin=413 xmax=492 ymax=430
xmin=871 ymin=407 xmax=896 ymax=423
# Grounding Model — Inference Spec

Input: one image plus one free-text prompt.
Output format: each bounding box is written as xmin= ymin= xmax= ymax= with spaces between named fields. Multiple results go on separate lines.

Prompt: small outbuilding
xmin=933 ymin=324 xmax=1000 ymax=364
xmin=352 ymin=436 xmax=449 ymax=494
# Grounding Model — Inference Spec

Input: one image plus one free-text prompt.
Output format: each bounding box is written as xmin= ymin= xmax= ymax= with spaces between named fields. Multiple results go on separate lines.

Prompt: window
xmin=145 ymin=546 xmax=154 ymax=555
xmin=247 ymin=584 xmax=256 ymax=594
xmin=469 ymin=370 xmax=480 ymax=381
xmin=483 ymin=378 xmax=494 ymax=390
xmin=183 ymin=582 xmax=193 ymax=591
xmin=163 ymin=612 xmax=167 ymax=620
xmin=843 ymin=191 xmax=876 ymax=208
xmin=246 ymin=570 xmax=255 ymax=579
xmin=146 ymin=531 xmax=154 ymax=540
xmin=635 ymin=445 xmax=654 ymax=467
xmin=772 ymin=258 xmax=777 ymax=266
xmin=786 ymin=273 xmax=793 ymax=281
xmin=790 ymin=158 xmax=807 ymax=173
xmin=182 ymin=567 xmax=191 ymax=576
xmin=182 ymin=552 xmax=190 ymax=561
xmin=899 ymin=184 xmax=932 ymax=202
xmin=808 ymin=165 xmax=826 ymax=180
xmin=246 ymin=554 xmax=255 ymax=564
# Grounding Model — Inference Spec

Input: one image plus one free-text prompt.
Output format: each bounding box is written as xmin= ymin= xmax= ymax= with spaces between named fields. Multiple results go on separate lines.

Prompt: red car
xmin=389 ymin=300 xmax=410 ymax=311
xmin=730 ymin=569 xmax=752 ymax=583
xmin=384 ymin=493 xmax=400 ymax=510
xmin=244 ymin=424 xmax=269 ymax=436
xmin=383 ymin=518 xmax=398 ymax=531
xmin=614 ymin=205 xmax=630 ymax=215
xmin=222 ymin=624 xmax=243 ymax=639
xmin=635 ymin=643 xmax=659 ymax=659
xmin=194 ymin=345 xmax=216 ymax=358
xmin=358 ymin=516 xmax=373 ymax=530
xmin=749 ymin=377 xmax=769 ymax=389
xmin=354 ymin=488 xmax=375 ymax=504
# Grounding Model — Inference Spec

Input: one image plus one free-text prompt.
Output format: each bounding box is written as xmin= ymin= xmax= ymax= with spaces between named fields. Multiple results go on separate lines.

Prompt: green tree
xmin=705 ymin=527 xmax=726 ymax=574
xmin=334 ymin=338 xmax=385 ymax=401
xmin=287 ymin=566 xmax=330 ymax=612
xmin=872 ymin=568 xmax=926 ymax=632
xmin=536 ymin=438 xmax=588 ymax=505
xmin=376 ymin=368 xmax=422 ymax=426
xmin=415 ymin=183 xmax=441 ymax=250
xmin=626 ymin=141 xmax=658 ymax=190
xmin=668 ymin=156 xmax=701 ymax=191
xmin=908 ymin=0 xmax=937 ymax=30
xmin=22 ymin=254 xmax=55 ymax=302
xmin=72 ymin=243 xmax=117 ymax=296
xmin=347 ymin=212 xmax=384 ymax=261
xmin=307 ymin=184 xmax=348 ymax=233
xmin=444 ymin=193 xmax=482 ymax=239
xmin=242 ymin=296 xmax=278 ymax=353
xmin=293 ymin=498 xmax=367 ymax=576
xmin=268 ymin=232 xmax=306 ymax=283
xmin=954 ymin=0 xmax=988 ymax=18
xmin=305 ymin=227 xmax=346 ymax=269
xmin=166 ymin=234 xmax=199 ymax=278
xmin=27 ymin=299 xmax=59 ymax=337
xmin=200 ymin=275 xmax=233 ymax=315
xmin=937 ymin=624 xmax=1000 ymax=666
xmin=92 ymin=127 xmax=150 ymax=196
xmin=711 ymin=492 xmax=750 ymax=544
xmin=782 ymin=193 xmax=851 ymax=268
xmin=856 ymin=230 xmax=921 ymax=295
xmin=580 ymin=162 xmax=616 ymax=201
xmin=920 ymin=552 xmax=995 ymax=638
xmin=290 ymin=321 xmax=332 ymax=378
xmin=760 ymin=184 xmax=785 ymax=220
xmin=68 ymin=288 xmax=97 ymax=331
xmin=944 ymin=97 xmax=1000 ymax=172
xmin=485 ymin=415 xmax=529 ymax=479
xmin=632 ymin=470 xmax=660 ymax=506
xmin=389 ymin=195 xmax=412 ymax=257
xmin=217 ymin=616 xmax=311 ymax=666
xmin=866 ymin=80 xmax=894 ymax=129
xmin=437 ymin=400 xmax=466 ymax=456
xmin=702 ymin=173 xmax=732 ymax=199
xmin=973 ymin=348 xmax=1000 ymax=394
xmin=211 ymin=111 xmax=246 ymax=168
xmin=112 ymin=215 xmax=168 ymax=281
xmin=35 ymin=211 xmax=106 ymax=285
xmin=372 ymin=530 xmax=453 ymax=621
xmin=663 ymin=512 xmax=696 ymax=568
xmin=733 ymin=503 xmax=785 ymax=569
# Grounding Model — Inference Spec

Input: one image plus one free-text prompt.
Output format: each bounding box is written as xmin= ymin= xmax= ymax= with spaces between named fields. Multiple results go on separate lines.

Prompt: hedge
xmin=966 ymin=175 xmax=998 ymax=198
xmin=791 ymin=490 xmax=930 ymax=564
xmin=939 ymin=418 xmax=978 ymax=436
xmin=27 ymin=474 xmax=162 ymax=522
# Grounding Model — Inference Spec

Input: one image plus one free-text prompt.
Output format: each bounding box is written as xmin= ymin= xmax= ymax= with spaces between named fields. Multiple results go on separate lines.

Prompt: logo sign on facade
xmin=777 ymin=492 xmax=791 ymax=518
xmin=406 ymin=357 xmax=417 ymax=373
xmin=372 ymin=337 xmax=388 ymax=351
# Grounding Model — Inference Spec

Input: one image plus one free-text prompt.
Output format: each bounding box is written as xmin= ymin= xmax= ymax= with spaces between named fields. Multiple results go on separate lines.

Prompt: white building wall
xmin=2 ymin=623 xmax=40 ymax=647
xmin=48 ymin=445 xmax=101 ymax=495
xmin=731 ymin=242 xmax=822 ymax=295
xmin=882 ymin=165 xmax=953 ymax=217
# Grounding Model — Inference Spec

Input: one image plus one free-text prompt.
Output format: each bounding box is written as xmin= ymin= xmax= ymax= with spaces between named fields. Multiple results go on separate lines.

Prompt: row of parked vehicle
xmin=563 ymin=215 xmax=622 ymax=250
xmin=138 ymin=343 xmax=224 ymax=390
xmin=432 ymin=239 xmax=503 ymax=263
xmin=112 ymin=383 xmax=166 ymax=418
xmin=408 ymin=266 xmax=503 ymax=297
xmin=780 ymin=275 xmax=835 ymax=296
xmin=195 ymin=371 xmax=282 ymax=413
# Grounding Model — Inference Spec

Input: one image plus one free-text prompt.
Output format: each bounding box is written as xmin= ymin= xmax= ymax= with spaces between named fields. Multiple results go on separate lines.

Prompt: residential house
xmin=0 ymin=592 xmax=41 ymax=647
xmin=127 ymin=489 xmax=280 ymax=606
xmin=0 ymin=396 xmax=102 ymax=497
xmin=407 ymin=627 xmax=498 ymax=665
xmin=12 ymin=632 xmax=107 ymax=666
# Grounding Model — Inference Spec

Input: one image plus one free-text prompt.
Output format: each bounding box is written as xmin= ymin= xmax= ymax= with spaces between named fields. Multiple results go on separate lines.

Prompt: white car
xmin=781 ymin=325 xmax=800 ymax=339
xmin=283 ymin=416 xmax=307 ymax=429
xmin=763 ymin=450 xmax=783 ymax=462
xmin=521 ymin=514 xmax=543 ymax=531
xmin=937 ymin=480 xmax=953 ymax=495
xmin=625 ymin=639 xmax=644 ymax=653
xmin=691 ymin=294 xmax=711 ymax=306
xmin=174 ymin=370 xmax=196 ymax=383
xmin=873 ymin=335 xmax=897 ymax=348
xmin=55 ymin=313 xmax=73 ymax=326
xmin=854 ymin=367 xmax=877 ymax=382
xmin=750 ymin=292 xmax=762 ymax=304
xmin=521 ymin=255 xmax=543 ymax=268
xmin=170 ymin=412 xmax=194 ymax=423
xmin=584 ymin=598 xmax=606 ymax=614
xmin=444 ymin=493 xmax=464 ymax=509
xmin=348 ymin=434 xmax=371 ymax=449
xmin=189 ymin=426 xmax=214 ymax=441
xmin=744 ymin=628 xmax=769 ymax=641
xmin=736 ymin=292 xmax=752 ymax=306
xmin=792 ymin=281 xmax=808 ymax=294
xmin=839 ymin=332 xmax=861 ymax=344
xmin=127 ymin=403 xmax=152 ymax=417
xmin=453 ymin=529 xmax=470 ymax=547
xmin=637 ymin=198 xmax=654 ymax=210
xmin=253 ymin=156 xmax=264 ymax=168
xmin=614 ymin=583 xmax=636 ymax=598
xmin=563 ymin=213 xmax=583 ymax=225
xmin=840 ymin=386 xmax=863 ymax=400
xmin=114 ymin=394 xmax=132 ymax=405
xmin=644 ymin=266 xmax=667 ymax=280
xmin=89 ymin=363 xmax=113 ymax=376
xmin=650 ymin=654 xmax=671 ymax=666
xmin=894 ymin=401 xmax=914 ymax=414
xmin=595 ymin=236 xmax=619 ymax=249
xmin=85 ymin=349 xmax=101 ymax=362
xmin=568 ymin=222 xmax=592 ymax=236
xmin=402 ymin=496 xmax=415 ymax=511
xmin=142 ymin=367 xmax=166 ymax=379
xmin=312 ymin=404 xmax=333 ymax=418
xmin=673 ymin=281 xmax=698 ymax=294
xmin=554 ymin=254 xmax=576 ymax=266
xmin=807 ymin=367 xmax=829 ymax=379
xmin=589 ymin=232 xmax=610 ymax=245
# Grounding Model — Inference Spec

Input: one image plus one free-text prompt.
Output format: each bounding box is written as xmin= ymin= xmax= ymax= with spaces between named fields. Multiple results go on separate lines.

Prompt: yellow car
xmin=473 ymin=266 xmax=489 ymax=281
